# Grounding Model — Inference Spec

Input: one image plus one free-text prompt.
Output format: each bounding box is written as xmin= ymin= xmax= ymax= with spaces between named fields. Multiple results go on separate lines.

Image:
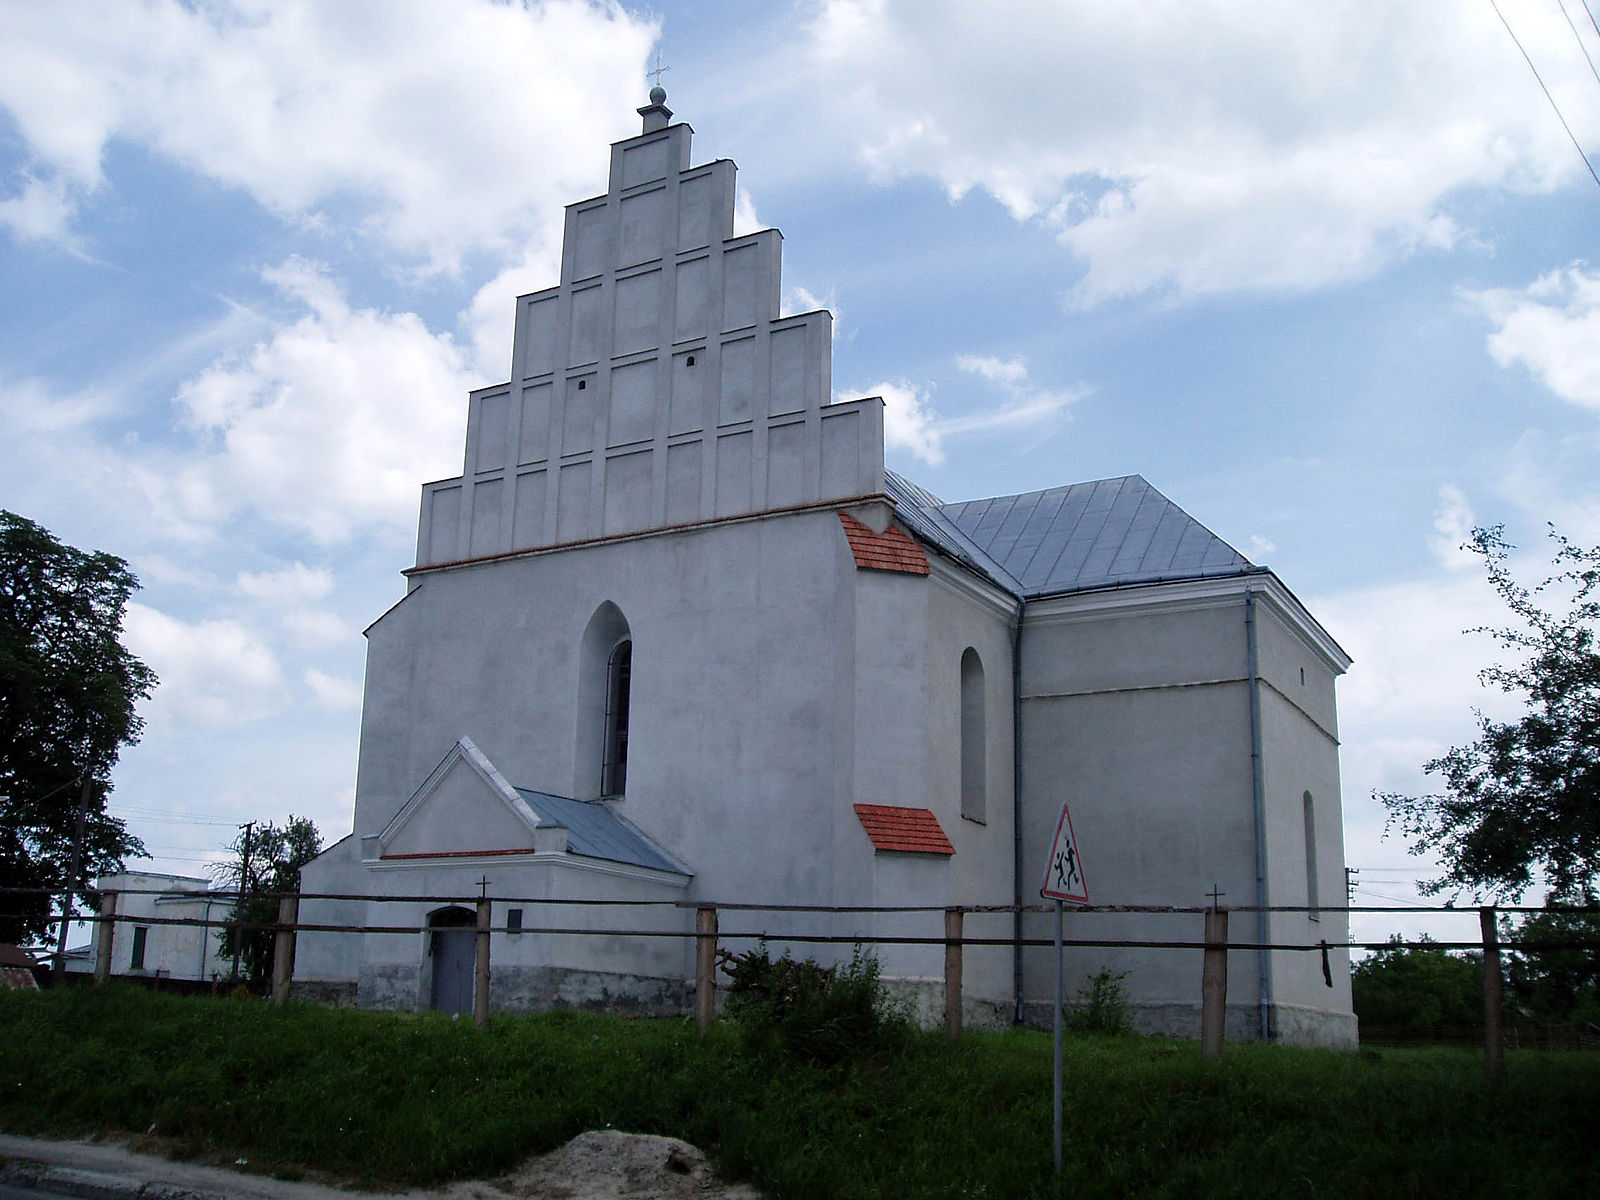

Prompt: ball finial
xmin=649 ymin=85 xmax=667 ymax=106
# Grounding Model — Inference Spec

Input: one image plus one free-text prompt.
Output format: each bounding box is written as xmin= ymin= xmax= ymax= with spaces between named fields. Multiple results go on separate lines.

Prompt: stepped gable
xmin=416 ymin=90 xmax=886 ymax=568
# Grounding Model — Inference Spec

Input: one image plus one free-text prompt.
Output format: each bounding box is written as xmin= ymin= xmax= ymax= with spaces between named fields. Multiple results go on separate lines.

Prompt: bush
xmin=1066 ymin=967 xmax=1133 ymax=1036
xmin=716 ymin=943 xmax=906 ymax=1064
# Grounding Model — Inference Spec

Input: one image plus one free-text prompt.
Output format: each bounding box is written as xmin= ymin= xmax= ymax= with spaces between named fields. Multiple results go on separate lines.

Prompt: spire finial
xmin=638 ymin=51 xmax=673 ymax=132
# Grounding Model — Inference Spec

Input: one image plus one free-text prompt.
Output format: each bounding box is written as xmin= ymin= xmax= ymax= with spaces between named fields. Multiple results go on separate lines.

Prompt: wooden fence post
xmin=1200 ymin=906 xmax=1228 ymax=1059
xmin=695 ymin=904 xmax=718 ymax=1032
xmin=93 ymin=891 xmax=117 ymax=985
xmin=271 ymin=893 xmax=298 ymax=1007
xmin=944 ymin=907 xmax=963 ymax=1041
xmin=1480 ymin=905 xmax=1503 ymax=1087
xmin=474 ymin=896 xmax=491 ymax=1030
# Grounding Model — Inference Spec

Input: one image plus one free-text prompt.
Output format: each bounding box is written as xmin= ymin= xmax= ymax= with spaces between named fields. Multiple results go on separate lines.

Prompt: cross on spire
xmin=648 ymin=51 xmax=670 ymax=90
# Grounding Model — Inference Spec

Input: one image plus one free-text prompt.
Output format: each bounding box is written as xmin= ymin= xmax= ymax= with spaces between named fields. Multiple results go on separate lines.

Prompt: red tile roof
xmin=853 ymin=804 xmax=955 ymax=856
xmin=839 ymin=513 xmax=931 ymax=575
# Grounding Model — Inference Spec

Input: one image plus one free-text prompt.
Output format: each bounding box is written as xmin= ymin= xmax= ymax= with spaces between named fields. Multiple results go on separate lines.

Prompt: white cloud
xmin=0 ymin=173 xmax=78 ymax=245
xmin=282 ymin=610 xmax=351 ymax=649
xmin=783 ymin=284 xmax=837 ymax=320
xmin=955 ymin=355 xmax=1027 ymax=387
xmin=1430 ymin=484 xmax=1477 ymax=570
xmin=1246 ymin=534 xmax=1276 ymax=560
xmin=733 ymin=186 xmax=762 ymax=237
xmin=0 ymin=0 xmax=658 ymax=270
xmin=236 ymin=563 xmax=335 ymax=606
xmin=845 ymin=355 xmax=1078 ymax=466
xmin=123 ymin=603 xmax=285 ymax=730
xmin=804 ymin=1 xmax=1593 ymax=303
xmin=166 ymin=258 xmax=472 ymax=542
xmin=304 ymin=667 xmax=362 ymax=713
xmin=864 ymin=379 xmax=945 ymax=465
xmin=1468 ymin=263 xmax=1600 ymax=410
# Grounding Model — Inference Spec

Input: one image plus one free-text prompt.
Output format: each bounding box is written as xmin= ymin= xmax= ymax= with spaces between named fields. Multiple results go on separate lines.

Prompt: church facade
xmin=294 ymin=91 xmax=1357 ymax=1047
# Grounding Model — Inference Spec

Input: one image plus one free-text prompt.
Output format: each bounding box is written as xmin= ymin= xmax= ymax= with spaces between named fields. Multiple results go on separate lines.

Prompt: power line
xmin=1558 ymin=0 xmax=1600 ymax=88
xmin=1489 ymin=0 xmax=1600 ymax=191
xmin=1584 ymin=0 xmax=1600 ymax=43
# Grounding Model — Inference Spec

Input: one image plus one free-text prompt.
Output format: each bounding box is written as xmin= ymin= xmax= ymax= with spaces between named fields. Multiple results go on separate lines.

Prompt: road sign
xmin=1040 ymin=802 xmax=1089 ymax=903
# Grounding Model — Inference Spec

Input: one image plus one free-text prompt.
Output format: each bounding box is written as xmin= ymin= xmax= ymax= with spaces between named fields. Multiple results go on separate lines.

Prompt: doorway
xmin=428 ymin=907 xmax=476 ymax=1014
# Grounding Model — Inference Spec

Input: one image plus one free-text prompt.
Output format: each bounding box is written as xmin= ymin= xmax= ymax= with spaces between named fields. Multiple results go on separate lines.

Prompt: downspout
xmin=1245 ymin=587 xmax=1272 ymax=1040
xmin=1011 ymin=593 xmax=1027 ymax=1024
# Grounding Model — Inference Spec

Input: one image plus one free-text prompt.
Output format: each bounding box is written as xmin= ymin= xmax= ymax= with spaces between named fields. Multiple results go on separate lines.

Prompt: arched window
xmin=960 ymin=647 xmax=986 ymax=823
xmin=602 ymin=639 xmax=632 ymax=796
xmin=1303 ymin=790 xmax=1320 ymax=921
xmin=575 ymin=602 xmax=633 ymax=799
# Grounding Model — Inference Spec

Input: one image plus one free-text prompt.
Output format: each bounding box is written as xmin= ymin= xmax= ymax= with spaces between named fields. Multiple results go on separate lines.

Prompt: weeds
xmin=2 ymin=985 xmax=1598 ymax=1199
xmin=1066 ymin=967 xmax=1132 ymax=1036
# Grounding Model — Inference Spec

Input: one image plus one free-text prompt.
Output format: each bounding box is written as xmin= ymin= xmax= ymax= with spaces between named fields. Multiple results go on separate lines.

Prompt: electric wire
xmin=1558 ymin=0 xmax=1600 ymax=88
xmin=1585 ymin=0 xmax=1600 ymax=42
xmin=1489 ymin=0 xmax=1600 ymax=191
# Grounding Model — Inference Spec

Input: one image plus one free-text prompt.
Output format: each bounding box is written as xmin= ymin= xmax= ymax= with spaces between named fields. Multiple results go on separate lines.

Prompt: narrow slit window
xmin=507 ymin=908 xmax=523 ymax=935
xmin=131 ymin=925 xmax=149 ymax=971
xmin=960 ymin=648 xmax=986 ymax=823
xmin=602 ymin=639 xmax=632 ymax=796
xmin=1303 ymin=791 xmax=1320 ymax=921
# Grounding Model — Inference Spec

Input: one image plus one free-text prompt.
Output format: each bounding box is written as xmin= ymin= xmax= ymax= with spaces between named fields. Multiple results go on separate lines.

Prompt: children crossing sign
xmin=1040 ymin=802 xmax=1089 ymax=903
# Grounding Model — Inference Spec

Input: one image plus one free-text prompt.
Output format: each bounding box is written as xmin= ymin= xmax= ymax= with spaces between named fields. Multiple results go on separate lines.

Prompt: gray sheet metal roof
xmin=514 ymin=790 xmax=689 ymax=876
xmin=887 ymin=470 xmax=1260 ymax=599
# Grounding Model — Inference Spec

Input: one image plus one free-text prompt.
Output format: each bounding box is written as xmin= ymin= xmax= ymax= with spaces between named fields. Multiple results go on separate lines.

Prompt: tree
xmin=1352 ymin=936 xmax=1483 ymax=1038
xmin=1379 ymin=526 xmax=1600 ymax=901
xmin=0 ymin=511 xmax=155 ymax=943
xmin=1504 ymin=906 xmax=1600 ymax=1026
xmin=213 ymin=816 xmax=321 ymax=990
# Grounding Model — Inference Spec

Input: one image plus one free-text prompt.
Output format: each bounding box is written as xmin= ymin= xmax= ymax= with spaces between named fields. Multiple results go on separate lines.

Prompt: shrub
xmin=716 ymin=943 xmax=906 ymax=1065
xmin=1066 ymin=967 xmax=1132 ymax=1036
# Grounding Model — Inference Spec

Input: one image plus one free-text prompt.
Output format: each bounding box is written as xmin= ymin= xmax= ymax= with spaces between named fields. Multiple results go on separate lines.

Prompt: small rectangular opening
xmin=507 ymin=908 xmax=523 ymax=935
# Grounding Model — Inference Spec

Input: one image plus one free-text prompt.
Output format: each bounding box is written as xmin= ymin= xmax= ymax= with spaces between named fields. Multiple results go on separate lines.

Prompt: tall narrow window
xmin=602 ymin=639 xmax=632 ymax=796
xmin=130 ymin=925 xmax=149 ymax=971
xmin=1303 ymin=790 xmax=1320 ymax=921
xmin=960 ymin=648 xmax=986 ymax=823
xmin=575 ymin=602 xmax=632 ymax=800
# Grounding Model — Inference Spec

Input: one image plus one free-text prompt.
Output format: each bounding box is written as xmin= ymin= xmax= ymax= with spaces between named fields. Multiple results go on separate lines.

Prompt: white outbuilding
xmin=295 ymin=90 xmax=1355 ymax=1046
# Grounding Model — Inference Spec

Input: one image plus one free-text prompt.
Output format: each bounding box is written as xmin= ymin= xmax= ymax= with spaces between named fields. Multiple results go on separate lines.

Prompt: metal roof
xmin=887 ymin=470 xmax=1260 ymax=599
xmin=514 ymin=789 xmax=689 ymax=876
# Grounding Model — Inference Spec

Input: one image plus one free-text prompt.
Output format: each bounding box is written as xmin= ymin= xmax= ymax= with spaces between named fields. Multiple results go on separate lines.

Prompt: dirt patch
xmin=434 ymin=1131 xmax=763 ymax=1200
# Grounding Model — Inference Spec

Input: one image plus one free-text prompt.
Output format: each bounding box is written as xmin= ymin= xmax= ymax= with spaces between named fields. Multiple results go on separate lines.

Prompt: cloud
xmin=0 ymin=0 xmax=658 ymax=270
xmin=846 ymin=355 xmax=1079 ymax=466
xmin=236 ymin=563 xmax=335 ymax=606
xmin=865 ymin=379 xmax=945 ymax=465
xmin=804 ymin=2 xmax=1593 ymax=304
xmin=166 ymin=258 xmax=472 ymax=542
xmin=304 ymin=667 xmax=362 ymax=713
xmin=1468 ymin=263 xmax=1600 ymax=410
xmin=123 ymin=603 xmax=285 ymax=730
xmin=1430 ymin=484 xmax=1477 ymax=570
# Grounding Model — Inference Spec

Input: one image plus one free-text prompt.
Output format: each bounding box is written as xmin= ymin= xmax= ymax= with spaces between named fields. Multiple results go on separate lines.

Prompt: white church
xmin=295 ymin=89 xmax=1357 ymax=1047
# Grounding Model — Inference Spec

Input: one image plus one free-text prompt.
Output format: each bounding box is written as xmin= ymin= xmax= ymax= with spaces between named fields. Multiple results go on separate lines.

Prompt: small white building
xmin=296 ymin=90 xmax=1356 ymax=1046
xmin=86 ymin=871 xmax=227 ymax=982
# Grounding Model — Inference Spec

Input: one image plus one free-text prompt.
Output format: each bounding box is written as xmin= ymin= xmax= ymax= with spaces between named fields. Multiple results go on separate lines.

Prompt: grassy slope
xmin=2 ymin=986 xmax=1596 ymax=1199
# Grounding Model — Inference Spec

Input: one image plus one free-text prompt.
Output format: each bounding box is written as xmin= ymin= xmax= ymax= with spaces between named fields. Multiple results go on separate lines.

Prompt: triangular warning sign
xmin=1040 ymin=803 xmax=1089 ymax=904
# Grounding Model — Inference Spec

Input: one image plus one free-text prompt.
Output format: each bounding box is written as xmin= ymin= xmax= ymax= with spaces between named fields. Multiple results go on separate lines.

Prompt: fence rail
xmin=11 ymin=884 xmax=1598 ymax=1082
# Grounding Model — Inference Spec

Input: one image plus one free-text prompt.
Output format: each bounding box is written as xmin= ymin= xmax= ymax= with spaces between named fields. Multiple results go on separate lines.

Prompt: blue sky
xmin=3 ymin=1 xmax=1599 ymax=945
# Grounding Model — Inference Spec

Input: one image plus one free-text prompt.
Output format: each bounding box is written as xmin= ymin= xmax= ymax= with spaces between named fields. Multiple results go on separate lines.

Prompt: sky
xmin=3 ymin=0 xmax=1599 ymax=952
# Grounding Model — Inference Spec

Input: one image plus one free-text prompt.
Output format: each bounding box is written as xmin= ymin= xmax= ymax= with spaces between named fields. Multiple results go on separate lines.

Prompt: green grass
xmin=2 ymin=986 xmax=1597 ymax=1198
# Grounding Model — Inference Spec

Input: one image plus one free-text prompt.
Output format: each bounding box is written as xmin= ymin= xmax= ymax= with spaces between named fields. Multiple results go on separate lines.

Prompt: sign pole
xmin=1053 ymin=897 xmax=1063 ymax=1175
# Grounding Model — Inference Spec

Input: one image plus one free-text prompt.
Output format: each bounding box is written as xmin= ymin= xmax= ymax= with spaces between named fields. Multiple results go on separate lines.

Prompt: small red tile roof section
xmin=853 ymin=804 xmax=955 ymax=856
xmin=839 ymin=513 xmax=930 ymax=575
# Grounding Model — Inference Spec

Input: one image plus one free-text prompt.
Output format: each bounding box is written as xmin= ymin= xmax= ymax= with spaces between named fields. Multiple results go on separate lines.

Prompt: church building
xmin=294 ymin=89 xmax=1357 ymax=1047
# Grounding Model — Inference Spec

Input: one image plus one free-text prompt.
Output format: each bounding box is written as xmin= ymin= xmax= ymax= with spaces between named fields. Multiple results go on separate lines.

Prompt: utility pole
xmin=52 ymin=774 xmax=95 ymax=976
xmin=231 ymin=821 xmax=254 ymax=983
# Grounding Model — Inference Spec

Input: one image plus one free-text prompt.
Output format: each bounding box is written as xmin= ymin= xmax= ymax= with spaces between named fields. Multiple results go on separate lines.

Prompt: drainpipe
xmin=1011 ymin=594 xmax=1026 ymax=1024
xmin=1244 ymin=587 xmax=1272 ymax=1040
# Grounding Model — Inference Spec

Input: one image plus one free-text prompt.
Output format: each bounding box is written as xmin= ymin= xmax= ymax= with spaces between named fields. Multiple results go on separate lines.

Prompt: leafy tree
xmin=1352 ymin=936 xmax=1483 ymax=1037
xmin=0 ymin=511 xmax=154 ymax=943
xmin=1379 ymin=526 xmax=1600 ymax=901
xmin=1504 ymin=906 xmax=1600 ymax=1026
xmin=214 ymin=816 xmax=322 ymax=990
